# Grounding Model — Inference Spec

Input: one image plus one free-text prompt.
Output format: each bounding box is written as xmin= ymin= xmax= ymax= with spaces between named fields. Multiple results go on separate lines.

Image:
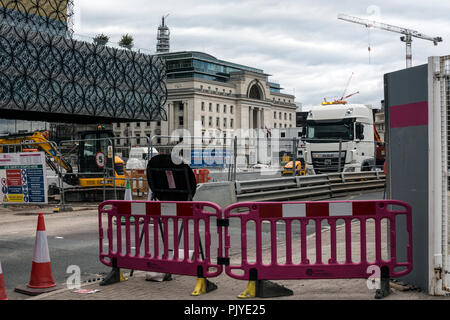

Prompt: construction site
xmin=0 ymin=0 xmax=450 ymax=313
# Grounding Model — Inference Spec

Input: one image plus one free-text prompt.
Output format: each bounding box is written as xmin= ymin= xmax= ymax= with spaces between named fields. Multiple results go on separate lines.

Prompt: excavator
xmin=0 ymin=128 xmax=126 ymax=202
xmin=374 ymin=126 xmax=385 ymax=167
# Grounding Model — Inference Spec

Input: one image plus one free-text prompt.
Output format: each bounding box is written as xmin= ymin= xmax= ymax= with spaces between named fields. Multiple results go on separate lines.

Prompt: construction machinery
xmin=282 ymin=160 xmax=306 ymax=176
xmin=322 ymin=72 xmax=360 ymax=105
xmin=337 ymin=13 xmax=443 ymax=68
xmin=0 ymin=129 xmax=126 ymax=202
xmin=373 ymin=126 xmax=385 ymax=167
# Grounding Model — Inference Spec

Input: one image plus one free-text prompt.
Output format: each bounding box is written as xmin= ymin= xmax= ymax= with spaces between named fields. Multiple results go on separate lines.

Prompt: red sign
xmin=6 ymin=170 xmax=22 ymax=186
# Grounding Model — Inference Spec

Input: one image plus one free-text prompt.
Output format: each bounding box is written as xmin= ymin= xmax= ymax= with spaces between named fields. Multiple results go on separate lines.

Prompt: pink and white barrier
xmin=98 ymin=199 xmax=412 ymax=298
xmin=98 ymin=200 xmax=224 ymax=279
xmin=224 ymin=200 xmax=412 ymax=281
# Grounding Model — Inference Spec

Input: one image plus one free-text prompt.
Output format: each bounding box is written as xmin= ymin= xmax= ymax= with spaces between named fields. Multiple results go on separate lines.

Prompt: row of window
xmin=201 ymin=115 xmax=234 ymax=128
xmin=276 ymin=123 xmax=294 ymax=129
xmin=199 ymin=84 xmax=233 ymax=96
xmin=201 ymin=101 xmax=234 ymax=114
xmin=115 ymin=121 xmax=160 ymax=128
xmin=114 ymin=132 xmax=153 ymax=146
xmin=274 ymin=111 xmax=293 ymax=121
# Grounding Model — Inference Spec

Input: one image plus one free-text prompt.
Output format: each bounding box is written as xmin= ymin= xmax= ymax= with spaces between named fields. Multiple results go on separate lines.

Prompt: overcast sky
xmin=73 ymin=0 xmax=450 ymax=109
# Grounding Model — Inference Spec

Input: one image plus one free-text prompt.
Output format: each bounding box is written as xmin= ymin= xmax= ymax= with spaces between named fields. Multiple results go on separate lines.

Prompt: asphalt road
xmin=0 ymin=190 xmax=384 ymax=300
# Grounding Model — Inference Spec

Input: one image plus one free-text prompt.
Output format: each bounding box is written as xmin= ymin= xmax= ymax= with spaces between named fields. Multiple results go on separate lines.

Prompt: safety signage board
xmin=0 ymin=152 xmax=48 ymax=204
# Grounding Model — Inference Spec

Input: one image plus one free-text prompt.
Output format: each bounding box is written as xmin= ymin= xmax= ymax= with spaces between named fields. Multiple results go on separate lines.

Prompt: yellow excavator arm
xmin=0 ymin=131 xmax=76 ymax=184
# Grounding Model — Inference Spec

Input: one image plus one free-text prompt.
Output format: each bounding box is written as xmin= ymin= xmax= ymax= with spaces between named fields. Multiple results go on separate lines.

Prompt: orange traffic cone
xmin=0 ymin=261 xmax=8 ymax=300
xmin=27 ymin=213 xmax=56 ymax=289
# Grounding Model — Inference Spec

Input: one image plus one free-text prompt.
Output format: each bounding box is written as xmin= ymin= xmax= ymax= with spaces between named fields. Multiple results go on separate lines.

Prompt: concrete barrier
xmin=193 ymin=181 xmax=237 ymax=209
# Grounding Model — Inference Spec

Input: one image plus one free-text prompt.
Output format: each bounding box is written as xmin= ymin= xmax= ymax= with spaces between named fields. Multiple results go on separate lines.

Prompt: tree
xmin=119 ymin=34 xmax=134 ymax=50
xmin=93 ymin=33 xmax=109 ymax=46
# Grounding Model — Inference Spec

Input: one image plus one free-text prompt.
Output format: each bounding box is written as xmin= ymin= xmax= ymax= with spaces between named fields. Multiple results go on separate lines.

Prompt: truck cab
xmin=304 ymin=104 xmax=375 ymax=174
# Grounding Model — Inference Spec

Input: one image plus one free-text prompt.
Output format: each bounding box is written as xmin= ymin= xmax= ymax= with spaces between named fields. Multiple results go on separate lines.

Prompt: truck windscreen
xmin=306 ymin=119 xmax=354 ymax=141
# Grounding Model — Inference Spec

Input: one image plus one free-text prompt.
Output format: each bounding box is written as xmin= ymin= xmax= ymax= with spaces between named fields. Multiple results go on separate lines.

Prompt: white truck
xmin=303 ymin=103 xmax=375 ymax=174
xmin=126 ymin=147 xmax=159 ymax=170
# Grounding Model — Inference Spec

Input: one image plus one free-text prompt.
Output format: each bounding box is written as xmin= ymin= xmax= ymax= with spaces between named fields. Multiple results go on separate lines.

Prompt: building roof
xmin=158 ymin=51 xmax=266 ymax=75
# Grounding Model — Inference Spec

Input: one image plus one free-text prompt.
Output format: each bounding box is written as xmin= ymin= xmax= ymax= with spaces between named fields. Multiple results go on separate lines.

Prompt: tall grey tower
xmin=156 ymin=14 xmax=170 ymax=53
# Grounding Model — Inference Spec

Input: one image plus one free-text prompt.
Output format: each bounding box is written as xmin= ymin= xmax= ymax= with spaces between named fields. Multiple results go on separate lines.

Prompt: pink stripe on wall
xmin=390 ymin=101 xmax=428 ymax=128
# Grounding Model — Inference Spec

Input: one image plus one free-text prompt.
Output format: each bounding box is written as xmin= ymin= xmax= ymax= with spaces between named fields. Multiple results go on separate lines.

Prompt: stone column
xmin=257 ymin=108 xmax=260 ymax=129
xmin=249 ymin=106 xmax=253 ymax=130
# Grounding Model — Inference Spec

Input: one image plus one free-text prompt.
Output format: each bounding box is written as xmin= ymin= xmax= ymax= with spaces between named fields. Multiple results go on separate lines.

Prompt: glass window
xmin=209 ymin=103 xmax=212 ymax=112
xmin=216 ymin=117 xmax=220 ymax=126
xmin=224 ymin=105 xmax=227 ymax=113
xmin=274 ymin=112 xmax=276 ymax=119
xmin=209 ymin=116 xmax=212 ymax=126
xmin=223 ymin=118 xmax=227 ymax=127
xmin=216 ymin=104 xmax=219 ymax=112
xmin=306 ymin=119 xmax=354 ymax=140
xmin=201 ymin=102 xmax=205 ymax=111
xmin=230 ymin=119 xmax=234 ymax=128
xmin=201 ymin=116 xmax=205 ymax=126
xmin=230 ymin=105 xmax=234 ymax=114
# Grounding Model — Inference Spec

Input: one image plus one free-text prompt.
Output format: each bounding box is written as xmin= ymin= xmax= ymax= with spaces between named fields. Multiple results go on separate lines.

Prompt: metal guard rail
xmin=235 ymin=171 xmax=386 ymax=202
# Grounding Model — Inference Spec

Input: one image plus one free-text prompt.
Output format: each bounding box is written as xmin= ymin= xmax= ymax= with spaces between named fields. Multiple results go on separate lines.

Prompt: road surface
xmin=0 ymin=190 xmax=384 ymax=300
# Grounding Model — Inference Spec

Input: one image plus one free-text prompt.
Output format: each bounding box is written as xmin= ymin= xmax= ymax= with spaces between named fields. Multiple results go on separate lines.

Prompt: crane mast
xmin=337 ymin=13 xmax=443 ymax=68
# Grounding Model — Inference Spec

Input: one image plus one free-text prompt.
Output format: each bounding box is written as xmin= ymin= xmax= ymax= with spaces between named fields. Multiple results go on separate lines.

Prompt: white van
xmin=126 ymin=147 xmax=159 ymax=170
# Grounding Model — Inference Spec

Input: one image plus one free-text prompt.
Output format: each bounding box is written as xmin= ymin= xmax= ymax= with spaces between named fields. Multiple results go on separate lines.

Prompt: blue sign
xmin=190 ymin=149 xmax=230 ymax=168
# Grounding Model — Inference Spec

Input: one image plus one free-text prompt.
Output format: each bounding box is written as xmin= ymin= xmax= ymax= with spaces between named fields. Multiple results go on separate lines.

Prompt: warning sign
xmin=0 ymin=152 xmax=48 ymax=204
xmin=95 ymin=152 xmax=106 ymax=169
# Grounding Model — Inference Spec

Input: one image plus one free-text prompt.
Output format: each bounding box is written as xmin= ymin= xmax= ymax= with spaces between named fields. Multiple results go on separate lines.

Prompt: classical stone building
xmin=113 ymin=51 xmax=296 ymax=151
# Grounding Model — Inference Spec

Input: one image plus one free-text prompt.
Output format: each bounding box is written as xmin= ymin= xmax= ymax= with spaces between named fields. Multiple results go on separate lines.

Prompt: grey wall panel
xmin=390 ymin=125 xmax=428 ymax=289
xmin=384 ymin=64 xmax=429 ymax=290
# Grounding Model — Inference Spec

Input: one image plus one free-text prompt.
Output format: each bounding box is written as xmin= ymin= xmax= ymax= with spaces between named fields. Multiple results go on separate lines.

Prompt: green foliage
xmin=93 ymin=33 xmax=109 ymax=46
xmin=119 ymin=34 xmax=134 ymax=49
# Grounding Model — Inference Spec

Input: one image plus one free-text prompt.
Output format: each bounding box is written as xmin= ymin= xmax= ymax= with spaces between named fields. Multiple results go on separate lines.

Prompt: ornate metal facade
xmin=0 ymin=0 xmax=168 ymax=123
xmin=0 ymin=0 xmax=73 ymax=36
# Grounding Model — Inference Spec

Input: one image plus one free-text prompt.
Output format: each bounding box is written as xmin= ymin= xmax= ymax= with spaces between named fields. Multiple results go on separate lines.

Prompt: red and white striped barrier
xmin=223 ymin=200 xmax=412 ymax=299
xmin=99 ymin=200 xmax=223 ymax=279
xmin=98 ymin=199 xmax=413 ymax=299
xmin=255 ymin=201 xmax=380 ymax=218
xmin=115 ymin=201 xmax=196 ymax=217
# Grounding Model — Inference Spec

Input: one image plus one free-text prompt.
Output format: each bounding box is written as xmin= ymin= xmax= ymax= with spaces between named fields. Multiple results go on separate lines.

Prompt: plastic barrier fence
xmin=223 ymin=200 xmax=412 ymax=297
xmin=98 ymin=200 xmax=224 ymax=280
xmin=98 ymin=199 xmax=412 ymax=298
xmin=193 ymin=169 xmax=211 ymax=184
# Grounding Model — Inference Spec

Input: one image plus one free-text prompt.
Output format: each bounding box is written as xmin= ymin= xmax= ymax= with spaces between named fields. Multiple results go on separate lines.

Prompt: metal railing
xmin=235 ymin=171 xmax=386 ymax=202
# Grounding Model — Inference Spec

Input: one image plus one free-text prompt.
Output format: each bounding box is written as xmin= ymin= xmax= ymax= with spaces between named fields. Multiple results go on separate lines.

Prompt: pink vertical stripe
xmin=390 ymin=101 xmax=428 ymax=128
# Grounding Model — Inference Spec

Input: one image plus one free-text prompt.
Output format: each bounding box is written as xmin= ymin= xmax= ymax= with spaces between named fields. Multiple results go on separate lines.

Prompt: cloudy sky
xmin=74 ymin=0 xmax=450 ymax=109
